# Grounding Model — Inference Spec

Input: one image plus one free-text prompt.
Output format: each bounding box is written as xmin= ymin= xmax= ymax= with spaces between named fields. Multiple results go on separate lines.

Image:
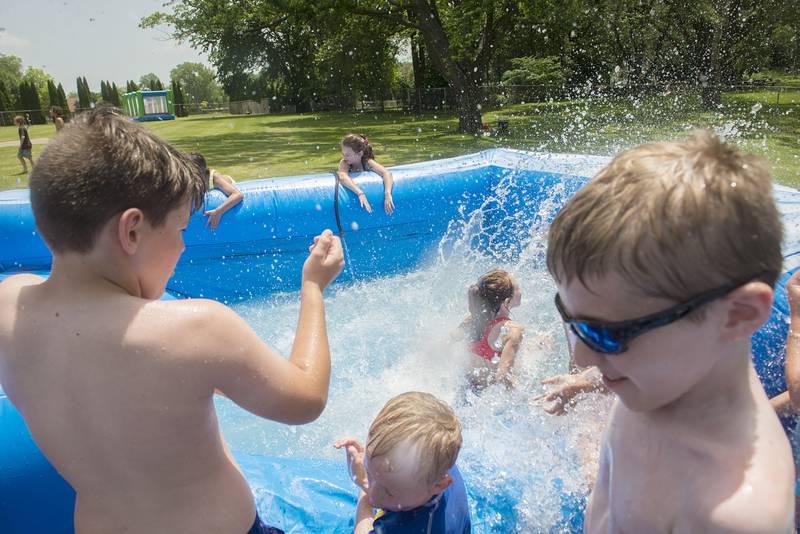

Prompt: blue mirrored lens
xmin=574 ymin=323 xmax=622 ymax=354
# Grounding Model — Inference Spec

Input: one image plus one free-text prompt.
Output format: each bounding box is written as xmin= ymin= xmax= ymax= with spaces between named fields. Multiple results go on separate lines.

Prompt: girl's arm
xmin=366 ymin=159 xmax=394 ymax=214
xmin=212 ymin=173 xmax=244 ymax=214
xmin=785 ymin=270 xmax=800 ymax=411
xmin=204 ymin=173 xmax=244 ymax=230
xmin=495 ymin=322 xmax=524 ymax=388
xmin=771 ymin=391 xmax=794 ymax=417
xmin=337 ymin=159 xmax=372 ymax=213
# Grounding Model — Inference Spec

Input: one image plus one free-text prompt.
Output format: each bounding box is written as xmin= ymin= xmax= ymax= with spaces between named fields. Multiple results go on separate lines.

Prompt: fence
xmin=1 ymin=83 xmax=797 ymax=126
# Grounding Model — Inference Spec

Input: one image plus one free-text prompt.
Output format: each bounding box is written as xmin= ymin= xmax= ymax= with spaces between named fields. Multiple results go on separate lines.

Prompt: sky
xmin=0 ymin=0 xmax=211 ymax=93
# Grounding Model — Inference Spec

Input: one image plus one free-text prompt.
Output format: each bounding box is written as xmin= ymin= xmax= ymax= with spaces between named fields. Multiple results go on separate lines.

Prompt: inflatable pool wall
xmin=1 ymin=149 xmax=797 ymax=533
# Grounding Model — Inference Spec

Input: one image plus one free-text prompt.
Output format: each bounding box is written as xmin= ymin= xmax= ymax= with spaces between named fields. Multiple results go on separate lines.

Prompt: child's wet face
xmin=137 ymin=201 xmax=191 ymax=299
xmin=342 ymin=145 xmax=363 ymax=166
xmin=364 ymin=449 xmax=436 ymax=512
xmin=557 ymin=272 xmax=723 ymax=412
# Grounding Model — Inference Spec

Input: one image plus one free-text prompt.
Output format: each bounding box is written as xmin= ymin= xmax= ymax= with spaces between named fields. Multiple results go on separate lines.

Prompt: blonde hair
xmin=468 ymin=269 xmax=515 ymax=340
xmin=547 ymin=130 xmax=782 ymax=302
xmin=367 ymin=392 xmax=462 ymax=485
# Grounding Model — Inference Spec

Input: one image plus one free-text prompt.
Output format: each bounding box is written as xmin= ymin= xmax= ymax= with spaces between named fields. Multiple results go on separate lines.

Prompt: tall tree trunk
xmin=409 ymin=32 xmax=425 ymax=113
xmin=412 ymin=0 xmax=485 ymax=134
xmin=454 ymin=79 xmax=483 ymax=134
xmin=700 ymin=5 xmax=723 ymax=109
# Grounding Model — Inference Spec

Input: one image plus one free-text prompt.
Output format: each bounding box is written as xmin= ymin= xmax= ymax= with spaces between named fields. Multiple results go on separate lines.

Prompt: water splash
xmin=218 ymin=176 xmax=611 ymax=532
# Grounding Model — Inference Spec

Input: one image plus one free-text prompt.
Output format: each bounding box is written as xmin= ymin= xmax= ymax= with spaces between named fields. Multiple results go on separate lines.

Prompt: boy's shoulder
xmin=0 ymin=273 xmax=45 ymax=308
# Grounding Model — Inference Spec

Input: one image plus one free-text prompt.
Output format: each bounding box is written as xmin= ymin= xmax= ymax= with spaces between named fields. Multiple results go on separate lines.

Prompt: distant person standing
xmin=14 ymin=115 xmax=34 ymax=173
xmin=50 ymin=106 xmax=65 ymax=131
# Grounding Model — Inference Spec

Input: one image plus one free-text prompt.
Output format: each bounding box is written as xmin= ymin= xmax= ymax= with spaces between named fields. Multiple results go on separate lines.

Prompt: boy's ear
xmin=431 ymin=473 xmax=453 ymax=495
xmin=720 ymin=282 xmax=773 ymax=341
xmin=116 ymin=208 xmax=146 ymax=255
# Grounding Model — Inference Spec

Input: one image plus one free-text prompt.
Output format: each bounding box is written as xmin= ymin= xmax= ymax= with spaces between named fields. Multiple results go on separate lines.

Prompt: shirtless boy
xmin=0 ymin=107 xmax=344 ymax=534
xmin=547 ymin=131 xmax=795 ymax=533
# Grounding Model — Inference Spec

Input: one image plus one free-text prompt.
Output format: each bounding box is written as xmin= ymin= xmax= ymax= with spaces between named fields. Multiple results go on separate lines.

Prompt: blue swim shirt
xmin=370 ymin=465 xmax=472 ymax=534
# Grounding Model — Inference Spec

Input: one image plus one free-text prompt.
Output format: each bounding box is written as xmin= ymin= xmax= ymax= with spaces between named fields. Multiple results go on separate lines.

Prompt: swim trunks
xmin=247 ymin=512 xmax=284 ymax=534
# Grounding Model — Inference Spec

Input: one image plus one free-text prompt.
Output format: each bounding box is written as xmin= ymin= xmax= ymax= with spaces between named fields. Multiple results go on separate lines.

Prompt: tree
xmin=47 ymin=80 xmax=60 ymax=110
xmin=56 ymin=83 xmax=70 ymax=118
xmin=171 ymin=80 xmax=188 ymax=116
xmin=126 ymin=80 xmax=139 ymax=93
xmin=0 ymin=80 xmax=14 ymax=125
xmin=143 ymin=0 xmax=520 ymax=133
xmin=76 ymin=76 xmax=93 ymax=110
xmin=22 ymin=67 xmax=54 ymax=110
xmin=0 ymin=55 xmax=23 ymax=106
xmin=110 ymin=82 xmax=121 ymax=106
xmin=19 ymin=81 xmax=45 ymax=124
xmin=139 ymin=73 xmax=163 ymax=90
xmin=170 ymin=62 xmax=224 ymax=105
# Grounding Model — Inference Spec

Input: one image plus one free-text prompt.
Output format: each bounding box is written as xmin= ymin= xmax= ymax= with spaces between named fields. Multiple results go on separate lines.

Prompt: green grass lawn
xmin=1 ymin=87 xmax=798 ymax=191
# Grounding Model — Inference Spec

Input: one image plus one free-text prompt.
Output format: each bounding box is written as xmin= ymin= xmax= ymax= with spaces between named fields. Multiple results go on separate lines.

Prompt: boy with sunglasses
xmin=546 ymin=130 xmax=794 ymax=533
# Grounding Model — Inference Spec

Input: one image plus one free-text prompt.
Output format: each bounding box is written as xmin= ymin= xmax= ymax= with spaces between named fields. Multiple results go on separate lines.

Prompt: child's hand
xmin=786 ymin=270 xmax=800 ymax=311
xmin=358 ymin=193 xmax=373 ymax=213
xmin=303 ymin=230 xmax=344 ymax=290
xmin=384 ymin=194 xmax=395 ymax=215
xmin=334 ymin=438 xmax=368 ymax=490
xmin=204 ymin=208 xmax=222 ymax=231
xmin=532 ymin=372 xmax=597 ymax=415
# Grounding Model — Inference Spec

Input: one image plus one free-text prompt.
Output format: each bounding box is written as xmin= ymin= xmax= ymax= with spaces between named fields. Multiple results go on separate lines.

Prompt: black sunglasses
xmin=554 ymin=273 xmax=771 ymax=355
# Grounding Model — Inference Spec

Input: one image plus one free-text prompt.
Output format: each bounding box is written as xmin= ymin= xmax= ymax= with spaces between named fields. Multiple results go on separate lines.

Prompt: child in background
xmin=547 ymin=131 xmax=794 ymax=532
xmin=14 ymin=115 xmax=34 ymax=173
xmin=0 ymin=108 xmax=344 ymax=534
xmin=455 ymin=269 xmax=524 ymax=390
xmin=188 ymin=152 xmax=244 ymax=231
xmin=50 ymin=106 xmax=65 ymax=131
xmin=337 ymin=133 xmax=395 ymax=214
xmin=333 ymin=392 xmax=471 ymax=534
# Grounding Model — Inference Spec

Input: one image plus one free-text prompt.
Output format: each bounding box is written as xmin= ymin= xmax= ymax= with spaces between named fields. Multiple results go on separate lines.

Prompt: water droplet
xmin=350 ymin=221 xmax=359 ymax=231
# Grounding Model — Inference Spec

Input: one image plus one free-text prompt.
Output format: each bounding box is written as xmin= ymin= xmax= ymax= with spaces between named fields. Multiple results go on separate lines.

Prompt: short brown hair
xmin=13 ymin=115 xmax=24 ymax=125
xmin=547 ymin=130 xmax=782 ymax=301
xmin=367 ymin=392 xmax=462 ymax=485
xmin=30 ymin=106 xmax=206 ymax=254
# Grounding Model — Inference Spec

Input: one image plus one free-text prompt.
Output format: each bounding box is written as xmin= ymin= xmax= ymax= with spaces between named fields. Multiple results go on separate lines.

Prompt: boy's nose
xmin=573 ymin=338 xmax=605 ymax=368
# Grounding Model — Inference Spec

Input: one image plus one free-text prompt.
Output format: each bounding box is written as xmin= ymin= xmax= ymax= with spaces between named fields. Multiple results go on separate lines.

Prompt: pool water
xmin=214 ymin=173 xmax=612 ymax=532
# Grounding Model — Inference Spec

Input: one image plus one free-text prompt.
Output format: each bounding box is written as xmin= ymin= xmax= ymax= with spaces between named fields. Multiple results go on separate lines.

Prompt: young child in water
xmin=547 ymin=130 xmax=794 ymax=532
xmin=455 ymin=269 xmax=524 ymax=390
xmin=337 ymin=133 xmax=395 ymax=214
xmin=333 ymin=391 xmax=471 ymax=534
xmin=187 ymin=152 xmax=244 ymax=231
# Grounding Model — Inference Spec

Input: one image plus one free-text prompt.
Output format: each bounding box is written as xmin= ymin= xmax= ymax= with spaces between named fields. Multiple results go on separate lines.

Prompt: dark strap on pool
xmin=333 ymin=173 xmax=345 ymax=236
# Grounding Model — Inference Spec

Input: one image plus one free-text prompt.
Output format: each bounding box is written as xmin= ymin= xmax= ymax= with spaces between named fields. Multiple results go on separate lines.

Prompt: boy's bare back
xmin=0 ymin=108 xmax=345 ymax=533
xmin=0 ymin=274 xmax=254 ymax=532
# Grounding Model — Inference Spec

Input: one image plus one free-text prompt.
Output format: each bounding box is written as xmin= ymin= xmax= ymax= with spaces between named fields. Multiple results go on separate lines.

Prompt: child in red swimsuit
xmin=458 ymin=269 xmax=524 ymax=390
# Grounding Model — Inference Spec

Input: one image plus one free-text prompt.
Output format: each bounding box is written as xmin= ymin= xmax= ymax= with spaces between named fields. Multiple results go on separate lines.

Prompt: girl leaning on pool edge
xmin=337 ymin=133 xmax=395 ymax=215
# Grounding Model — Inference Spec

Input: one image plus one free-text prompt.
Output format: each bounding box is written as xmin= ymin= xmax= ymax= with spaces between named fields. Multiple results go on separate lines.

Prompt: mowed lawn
xmin=1 ymin=88 xmax=798 ymax=191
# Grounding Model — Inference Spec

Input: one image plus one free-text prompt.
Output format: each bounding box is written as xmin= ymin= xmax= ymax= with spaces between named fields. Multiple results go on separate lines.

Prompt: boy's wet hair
xmin=547 ymin=130 xmax=782 ymax=302
xmin=341 ymin=133 xmax=374 ymax=168
xmin=30 ymin=106 xmax=207 ymax=254
xmin=50 ymin=106 xmax=63 ymax=117
xmin=367 ymin=392 xmax=462 ymax=485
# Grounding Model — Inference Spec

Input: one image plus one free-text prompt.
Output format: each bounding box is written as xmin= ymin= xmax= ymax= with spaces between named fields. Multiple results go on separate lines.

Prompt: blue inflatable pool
xmin=1 ymin=148 xmax=797 ymax=533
